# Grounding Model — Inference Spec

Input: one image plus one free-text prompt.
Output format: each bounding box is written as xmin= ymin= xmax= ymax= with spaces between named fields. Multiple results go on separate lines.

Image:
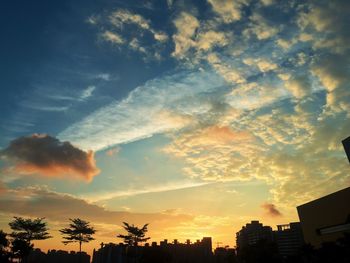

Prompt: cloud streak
xmin=58 ymin=70 xmax=226 ymax=151
xmin=82 ymin=181 xmax=212 ymax=202
xmin=0 ymin=187 xmax=192 ymax=227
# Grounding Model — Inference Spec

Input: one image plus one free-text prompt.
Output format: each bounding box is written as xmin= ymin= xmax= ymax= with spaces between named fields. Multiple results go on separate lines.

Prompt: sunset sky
xmin=0 ymin=0 xmax=349 ymax=256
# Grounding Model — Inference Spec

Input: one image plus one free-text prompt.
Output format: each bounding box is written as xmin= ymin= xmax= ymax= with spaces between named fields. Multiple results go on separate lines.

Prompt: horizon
xmin=0 ymin=0 xmax=349 ymax=259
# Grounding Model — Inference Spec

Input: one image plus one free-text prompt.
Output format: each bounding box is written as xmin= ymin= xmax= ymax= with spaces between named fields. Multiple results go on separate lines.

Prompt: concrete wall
xmin=297 ymin=187 xmax=350 ymax=247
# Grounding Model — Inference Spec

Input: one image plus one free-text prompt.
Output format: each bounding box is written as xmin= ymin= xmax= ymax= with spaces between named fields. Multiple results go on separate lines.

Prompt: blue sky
xmin=0 ymin=0 xmax=349 ymax=253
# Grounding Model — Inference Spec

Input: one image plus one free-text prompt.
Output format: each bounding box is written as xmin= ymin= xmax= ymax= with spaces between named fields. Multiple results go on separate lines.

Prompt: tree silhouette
xmin=11 ymin=238 xmax=33 ymax=263
xmin=0 ymin=230 xmax=9 ymax=252
xmin=60 ymin=218 xmax=96 ymax=253
xmin=117 ymin=222 xmax=150 ymax=246
xmin=9 ymin=217 xmax=51 ymax=262
xmin=0 ymin=230 xmax=10 ymax=263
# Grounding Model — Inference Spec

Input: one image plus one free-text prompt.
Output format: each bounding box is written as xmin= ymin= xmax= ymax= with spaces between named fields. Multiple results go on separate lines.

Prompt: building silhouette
xmin=236 ymin=220 xmax=274 ymax=249
xmin=236 ymin=220 xmax=304 ymax=258
xmin=92 ymin=237 xmax=214 ymax=263
xmin=28 ymin=248 xmax=90 ymax=263
xmin=274 ymin=222 xmax=304 ymax=257
xmin=342 ymin=136 xmax=350 ymax=163
xmin=297 ymin=186 xmax=350 ymax=247
xmin=214 ymin=247 xmax=236 ymax=263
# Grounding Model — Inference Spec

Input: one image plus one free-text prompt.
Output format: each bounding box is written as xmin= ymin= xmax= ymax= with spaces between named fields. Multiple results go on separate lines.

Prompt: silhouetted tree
xmin=117 ymin=222 xmax=150 ymax=246
xmin=9 ymin=217 xmax=51 ymax=262
xmin=0 ymin=230 xmax=9 ymax=251
xmin=0 ymin=230 xmax=10 ymax=263
xmin=11 ymin=238 xmax=33 ymax=263
xmin=60 ymin=218 xmax=96 ymax=253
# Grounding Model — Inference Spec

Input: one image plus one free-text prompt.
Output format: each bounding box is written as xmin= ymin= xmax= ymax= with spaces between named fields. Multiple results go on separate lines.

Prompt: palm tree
xmin=9 ymin=217 xmax=51 ymax=263
xmin=60 ymin=218 xmax=96 ymax=253
xmin=117 ymin=222 xmax=150 ymax=246
xmin=117 ymin=222 xmax=151 ymax=263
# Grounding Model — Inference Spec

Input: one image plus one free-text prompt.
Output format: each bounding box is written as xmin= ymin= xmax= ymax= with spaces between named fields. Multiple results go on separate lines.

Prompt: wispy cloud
xmin=80 ymin=86 xmax=96 ymax=100
xmin=94 ymin=9 xmax=168 ymax=60
xmin=82 ymin=181 xmax=212 ymax=202
xmin=58 ymin=69 xmax=226 ymax=151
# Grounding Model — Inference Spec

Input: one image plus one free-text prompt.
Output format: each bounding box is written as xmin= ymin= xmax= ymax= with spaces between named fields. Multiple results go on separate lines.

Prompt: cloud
xmin=206 ymin=53 xmax=246 ymax=84
xmin=172 ymin=12 xmax=199 ymax=58
xmin=101 ymin=30 xmax=124 ymax=45
xmin=244 ymin=12 xmax=279 ymax=40
xmin=261 ymin=203 xmax=282 ymax=217
xmin=58 ymin=69 xmax=225 ymax=151
xmin=83 ymin=181 xmax=212 ymax=202
xmin=1 ymin=134 xmax=100 ymax=181
xmin=0 ymin=181 xmax=6 ymax=195
xmin=207 ymin=0 xmax=247 ymax=23
xmin=243 ymin=58 xmax=277 ymax=72
xmin=106 ymin=146 xmax=121 ymax=157
xmin=109 ymin=9 xmax=151 ymax=30
xmin=196 ymin=31 xmax=228 ymax=51
xmin=80 ymin=86 xmax=96 ymax=100
xmin=171 ymin=12 xmax=232 ymax=70
xmin=108 ymin=9 xmax=168 ymax=43
xmin=96 ymin=73 xmax=111 ymax=81
xmin=94 ymin=9 xmax=168 ymax=60
xmin=260 ymin=0 xmax=274 ymax=6
xmin=226 ymin=82 xmax=286 ymax=110
xmin=163 ymin=125 xmax=258 ymax=181
xmin=276 ymin=38 xmax=296 ymax=50
xmin=298 ymin=0 xmax=349 ymax=54
xmin=109 ymin=9 xmax=169 ymax=42
xmin=284 ymin=74 xmax=312 ymax=99
xmin=0 ymin=187 xmax=192 ymax=227
xmin=50 ymin=0 xmax=350 ymax=220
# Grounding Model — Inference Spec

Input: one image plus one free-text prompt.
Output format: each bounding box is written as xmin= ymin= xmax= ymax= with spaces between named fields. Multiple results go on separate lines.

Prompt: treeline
xmin=0 ymin=217 xmax=95 ymax=263
xmin=0 ymin=217 xmax=149 ymax=263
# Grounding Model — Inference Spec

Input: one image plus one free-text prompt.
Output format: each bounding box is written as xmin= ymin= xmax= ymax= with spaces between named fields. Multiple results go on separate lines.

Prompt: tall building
xmin=274 ymin=222 xmax=304 ymax=257
xmin=297 ymin=187 xmax=350 ymax=247
xmin=236 ymin=221 xmax=274 ymax=249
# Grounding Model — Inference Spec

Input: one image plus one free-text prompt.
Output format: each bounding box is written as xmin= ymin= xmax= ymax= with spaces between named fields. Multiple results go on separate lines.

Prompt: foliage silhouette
xmin=9 ymin=217 xmax=51 ymax=243
xmin=0 ymin=230 xmax=10 ymax=263
xmin=117 ymin=222 xmax=150 ymax=246
xmin=9 ymin=217 xmax=51 ymax=262
xmin=0 ymin=230 xmax=9 ymax=251
xmin=11 ymin=238 xmax=33 ymax=263
xmin=60 ymin=218 xmax=96 ymax=253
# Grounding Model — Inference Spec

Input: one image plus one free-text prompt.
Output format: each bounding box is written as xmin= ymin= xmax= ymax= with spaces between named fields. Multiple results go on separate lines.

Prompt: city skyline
xmin=0 ymin=0 xmax=349 ymax=257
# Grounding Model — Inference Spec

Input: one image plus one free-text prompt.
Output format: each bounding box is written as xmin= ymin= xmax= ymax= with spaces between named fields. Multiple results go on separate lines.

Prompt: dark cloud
xmin=261 ymin=203 xmax=282 ymax=217
xmin=0 ymin=134 xmax=100 ymax=181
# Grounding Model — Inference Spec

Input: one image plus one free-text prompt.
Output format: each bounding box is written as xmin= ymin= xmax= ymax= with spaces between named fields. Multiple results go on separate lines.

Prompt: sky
xmin=0 ymin=0 xmax=349 ymax=256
